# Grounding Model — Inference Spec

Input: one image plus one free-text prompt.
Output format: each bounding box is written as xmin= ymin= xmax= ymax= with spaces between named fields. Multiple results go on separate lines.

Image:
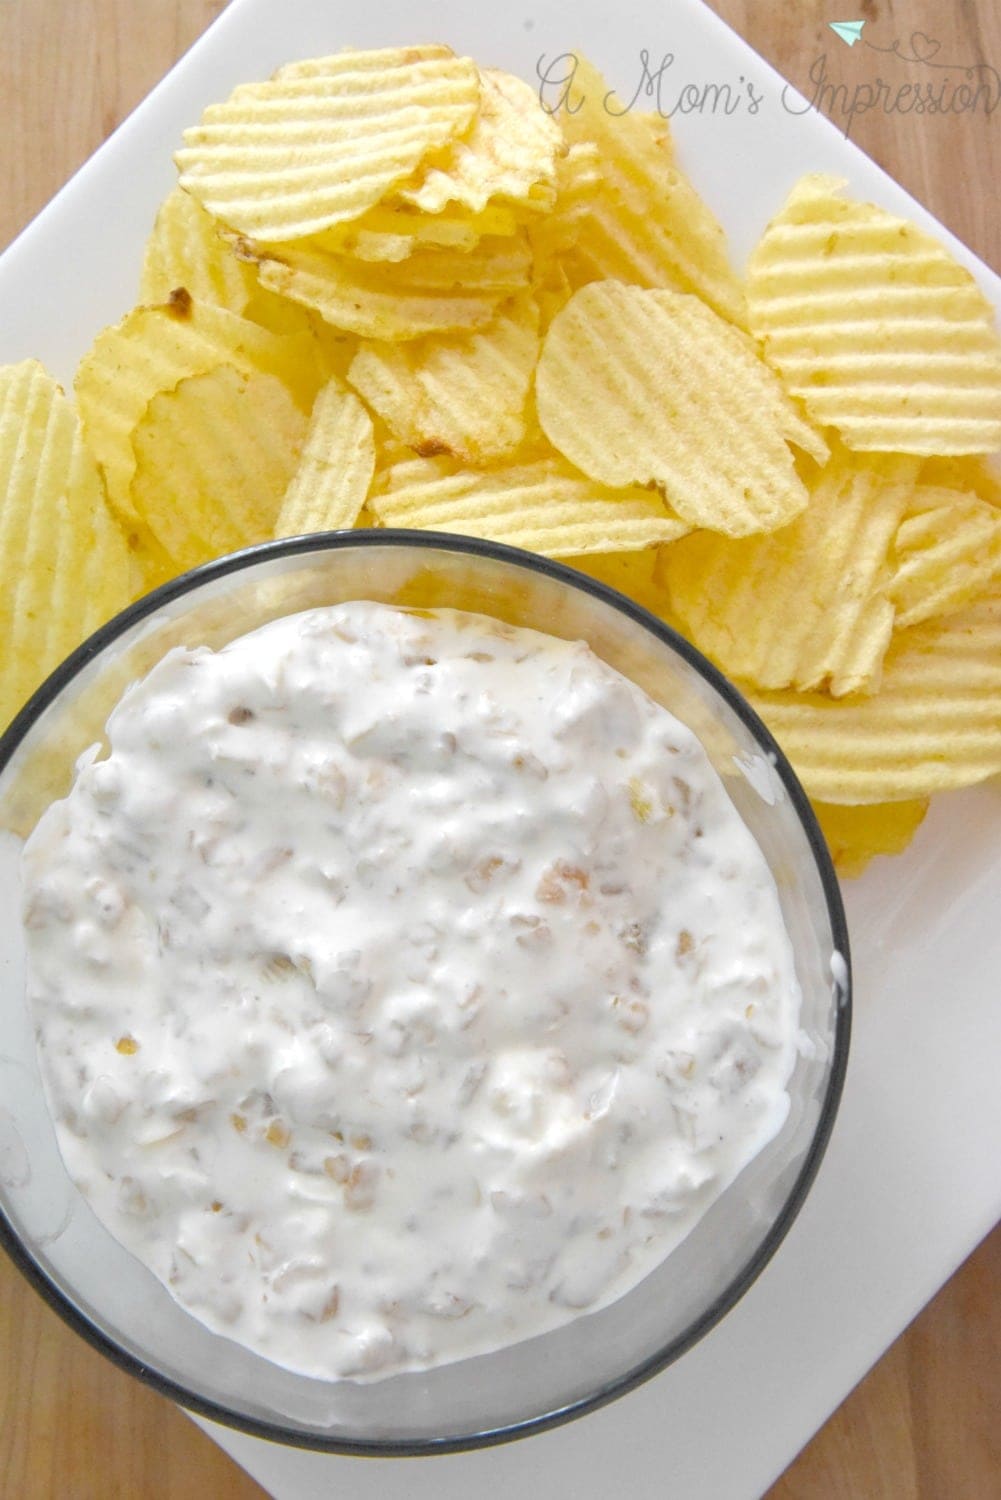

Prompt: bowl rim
xmin=0 ymin=528 xmax=851 ymax=1457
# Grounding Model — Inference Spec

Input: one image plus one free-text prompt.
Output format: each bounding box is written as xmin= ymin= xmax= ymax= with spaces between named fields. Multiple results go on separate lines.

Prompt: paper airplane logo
xmin=829 ymin=20 xmax=866 ymax=46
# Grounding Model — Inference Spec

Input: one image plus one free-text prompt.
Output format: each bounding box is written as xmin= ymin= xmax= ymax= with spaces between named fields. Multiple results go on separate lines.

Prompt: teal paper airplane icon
xmin=829 ymin=20 xmax=866 ymax=46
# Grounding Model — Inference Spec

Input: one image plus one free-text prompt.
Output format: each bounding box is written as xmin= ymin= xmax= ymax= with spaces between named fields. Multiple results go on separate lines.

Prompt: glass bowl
xmin=0 ymin=531 xmax=850 ymax=1455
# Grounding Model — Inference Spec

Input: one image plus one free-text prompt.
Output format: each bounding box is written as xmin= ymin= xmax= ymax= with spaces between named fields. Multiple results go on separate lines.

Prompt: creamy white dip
xmin=22 ymin=601 xmax=801 ymax=1381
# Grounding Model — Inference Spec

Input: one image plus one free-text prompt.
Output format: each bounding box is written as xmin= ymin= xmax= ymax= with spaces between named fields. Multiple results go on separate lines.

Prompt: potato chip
xmin=319 ymin=202 xmax=519 ymax=262
xmin=130 ymin=365 xmax=308 ymax=568
xmin=535 ymin=282 xmax=827 ymax=536
xmin=369 ymin=452 xmax=690 ymax=555
xmin=75 ymin=297 xmax=317 ymax=524
xmin=889 ymin=485 xmax=1001 ymax=628
xmin=743 ymin=583 xmax=1001 ymax=801
xmin=746 ymin=174 xmax=1001 ymax=454
xmin=274 ymin=382 xmax=375 ymax=538
xmin=347 ymin=293 xmax=539 ymax=463
xmin=175 ymin=47 xmax=481 ymax=241
xmin=665 ymin=454 xmax=915 ymax=696
xmin=1 ymin=361 xmax=130 ymax=729
xmin=811 ymin=798 xmax=929 ymax=878
xmin=553 ymin=55 xmax=745 ymax=326
xmin=240 ymin=234 xmax=530 ymax=340
xmin=392 ymin=68 xmax=564 ymax=216
xmin=140 ymin=186 xmax=258 ymax=312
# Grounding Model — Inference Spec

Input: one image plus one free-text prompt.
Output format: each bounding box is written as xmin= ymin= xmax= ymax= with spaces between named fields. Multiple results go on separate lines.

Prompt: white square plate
xmin=2 ymin=2 xmax=999 ymax=1497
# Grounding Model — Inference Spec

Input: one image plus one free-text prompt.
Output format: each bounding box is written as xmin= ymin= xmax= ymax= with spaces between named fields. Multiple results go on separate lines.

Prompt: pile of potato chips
xmin=2 ymin=44 xmax=1001 ymax=876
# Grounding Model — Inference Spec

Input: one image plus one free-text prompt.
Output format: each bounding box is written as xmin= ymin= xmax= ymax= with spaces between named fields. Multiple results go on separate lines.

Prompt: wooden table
xmin=1 ymin=1 xmax=998 ymax=1495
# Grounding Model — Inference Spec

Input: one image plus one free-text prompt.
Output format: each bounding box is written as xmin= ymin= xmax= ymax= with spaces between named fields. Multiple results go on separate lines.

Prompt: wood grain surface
xmin=1 ymin=1 xmax=998 ymax=1496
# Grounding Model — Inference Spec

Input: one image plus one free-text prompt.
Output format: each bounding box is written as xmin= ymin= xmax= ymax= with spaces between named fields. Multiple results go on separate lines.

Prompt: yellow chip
xmin=743 ymin=583 xmax=1001 ymax=801
xmin=130 ymin=365 xmax=308 ymax=568
xmin=665 ymin=454 xmax=916 ymax=696
xmin=369 ymin=452 xmax=690 ymax=556
xmin=140 ymin=186 xmax=258 ymax=312
xmin=811 ymin=798 xmax=929 ymax=878
xmin=74 ymin=297 xmax=317 ymax=524
xmin=239 ymin=234 xmax=530 ymax=340
xmin=553 ymin=55 xmax=745 ymax=327
xmin=274 ymin=381 xmax=375 ymax=538
xmin=319 ymin=202 xmax=520 ymax=262
xmin=535 ymin=282 xmax=828 ymax=536
xmin=746 ymin=174 xmax=1001 ymax=454
xmin=347 ymin=292 xmax=539 ymax=463
xmin=889 ymin=485 xmax=1001 ymax=629
xmin=392 ymin=68 xmax=564 ymax=216
xmin=1 ymin=360 xmax=130 ymax=730
xmin=175 ymin=46 xmax=481 ymax=242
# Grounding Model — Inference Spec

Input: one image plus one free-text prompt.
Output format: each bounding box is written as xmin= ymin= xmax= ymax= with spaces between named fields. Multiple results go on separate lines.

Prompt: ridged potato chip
xmin=743 ymin=583 xmax=1001 ymax=801
xmin=554 ymin=56 xmax=745 ymax=327
xmin=747 ymin=175 xmax=1001 ymax=454
xmin=1 ymin=361 xmax=130 ymax=729
xmin=369 ymin=452 xmax=690 ymax=555
xmin=665 ymin=454 xmax=915 ymax=696
xmin=175 ymin=47 xmax=481 ymax=242
xmin=75 ymin=297 xmax=317 ymax=524
xmin=130 ymin=365 xmax=308 ymax=568
xmin=889 ymin=485 xmax=1001 ymax=628
xmin=393 ymin=68 xmax=564 ymax=216
xmin=275 ymin=382 xmax=375 ymax=538
xmin=240 ymin=234 xmax=530 ymax=340
xmin=347 ymin=293 xmax=539 ymax=463
xmin=320 ymin=202 xmax=519 ymax=262
xmin=812 ymin=798 xmax=929 ymax=878
xmin=140 ymin=186 xmax=258 ymax=312
xmin=535 ymin=282 xmax=828 ymax=536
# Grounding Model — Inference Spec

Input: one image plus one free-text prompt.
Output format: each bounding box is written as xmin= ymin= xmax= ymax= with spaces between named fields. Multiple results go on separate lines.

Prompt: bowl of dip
xmin=0 ymin=531 xmax=850 ymax=1453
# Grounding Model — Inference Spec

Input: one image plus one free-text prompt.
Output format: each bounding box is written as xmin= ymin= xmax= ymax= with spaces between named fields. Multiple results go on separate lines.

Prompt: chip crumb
xmin=413 ymin=438 xmax=451 ymax=458
xmin=166 ymin=286 xmax=193 ymax=319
